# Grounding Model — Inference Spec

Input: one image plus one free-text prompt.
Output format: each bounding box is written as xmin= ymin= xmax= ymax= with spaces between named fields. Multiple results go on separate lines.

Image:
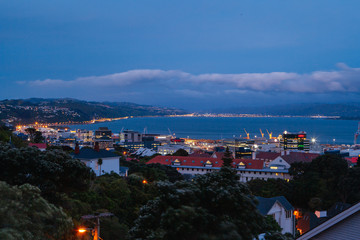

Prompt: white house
xmin=256 ymin=196 xmax=295 ymax=236
xmin=72 ymin=148 xmax=120 ymax=176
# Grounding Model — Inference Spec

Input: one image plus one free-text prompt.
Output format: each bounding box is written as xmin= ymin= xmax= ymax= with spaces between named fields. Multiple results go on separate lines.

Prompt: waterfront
xmin=71 ymin=117 xmax=359 ymax=145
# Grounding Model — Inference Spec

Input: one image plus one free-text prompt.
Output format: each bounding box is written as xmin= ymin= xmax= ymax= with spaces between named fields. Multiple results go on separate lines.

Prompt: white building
xmin=147 ymin=156 xmax=291 ymax=182
xmin=72 ymin=148 xmax=120 ymax=176
xmin=256 ymin=196 xmax=295 ymax=236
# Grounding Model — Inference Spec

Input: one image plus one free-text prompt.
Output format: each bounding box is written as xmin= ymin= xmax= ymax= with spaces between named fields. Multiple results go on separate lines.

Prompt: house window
xmin=286 ymin=210 xmax=291 ymax=218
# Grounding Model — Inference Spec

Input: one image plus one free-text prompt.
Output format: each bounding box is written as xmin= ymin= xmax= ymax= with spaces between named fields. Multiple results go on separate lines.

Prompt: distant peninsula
xmin=0 ymin=98 xmax=188 ymax=125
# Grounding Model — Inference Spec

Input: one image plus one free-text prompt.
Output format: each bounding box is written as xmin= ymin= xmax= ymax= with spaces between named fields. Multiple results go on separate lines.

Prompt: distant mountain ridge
xmin=210 ymin=103 xmax=360 ymax=119
xmin=0 ymin=98 xmax=188 ymax=124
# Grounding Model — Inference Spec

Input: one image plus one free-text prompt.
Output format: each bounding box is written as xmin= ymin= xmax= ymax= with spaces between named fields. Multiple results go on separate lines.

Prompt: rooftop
xmin=256 ymin=196 xmax=294 ymax=215
xmin=72 ymin=148 xmax=118 ymax=159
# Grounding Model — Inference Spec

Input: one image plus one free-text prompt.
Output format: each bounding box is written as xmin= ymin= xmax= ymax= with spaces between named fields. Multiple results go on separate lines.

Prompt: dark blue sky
xmin=1 ymin=0 xmax=360 ymax=110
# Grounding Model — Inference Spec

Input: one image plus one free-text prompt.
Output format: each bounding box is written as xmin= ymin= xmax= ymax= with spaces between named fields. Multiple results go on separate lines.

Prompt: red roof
xmin=147 ymin=156 xmax=264 ymax=169
xmin=28 ymin=143 xmax=47 ymax=149
xmin=345 ymin=157 xmax=358 ymax=164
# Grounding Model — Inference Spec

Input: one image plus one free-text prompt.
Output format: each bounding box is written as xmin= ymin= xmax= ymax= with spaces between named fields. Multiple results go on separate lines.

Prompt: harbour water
xmin=71 ymin=117 xmax=359 ymax=145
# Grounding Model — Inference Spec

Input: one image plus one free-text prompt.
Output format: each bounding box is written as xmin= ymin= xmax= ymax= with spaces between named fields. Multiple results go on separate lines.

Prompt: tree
xmin=97 ymin=158 xmax=103 ymax=176
xmin=247 ymin=178 xmax=292 ymax=199
xmin=25 ymin=128 xmax=36 ymax=142
xmin=0 ymin=181 xmax=72 ymax=240
xmin=222 ymin=147 xmax=233 ymax=167
xmin=25 ymin=127 xmax=44 ymax=143
xmin=0 ymin=125 xmax=26 ymax=148
xmin=172 ymin=148 xmax=189 ymax=156
xmin=33 ymin=131 xmax=44 ymax=143
xmin=288 ymin=154 xmax=351 ymax=210
xmin=0 ymin=143 xmax=95 ymax=201
xmin=130 ymin=168 xmax=268 ymax=240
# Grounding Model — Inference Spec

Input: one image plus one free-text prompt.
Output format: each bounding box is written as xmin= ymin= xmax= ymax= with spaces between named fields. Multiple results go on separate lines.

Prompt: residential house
xmin=72 ymin=148 xmax=120 ymax=176
xmin=256 ymin=196 xmax=295 ymax=236
xmin=297 ymin=202 xmax=360 ymax=240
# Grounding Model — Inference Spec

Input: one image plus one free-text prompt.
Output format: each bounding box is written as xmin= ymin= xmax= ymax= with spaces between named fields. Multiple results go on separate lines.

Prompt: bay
xmin=71 ymin=117 xmax=360 ymax=145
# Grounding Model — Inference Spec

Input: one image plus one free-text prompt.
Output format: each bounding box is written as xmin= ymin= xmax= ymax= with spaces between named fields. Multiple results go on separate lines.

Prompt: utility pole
xmin=81 ymin=212 xmax=113 ymax=240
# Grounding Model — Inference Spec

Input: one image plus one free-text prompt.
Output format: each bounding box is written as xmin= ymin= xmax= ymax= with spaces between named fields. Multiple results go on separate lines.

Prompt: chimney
xmin=94 ymin=142 xmax=100 ymax=152
xmin=75 ymin=142 xmax=80 ymax=154
xmin=286 ymin=150 xmax=290 ymax=155
xmin=252 ymin=151 xmax=256 ymax=160
xmin=315 ymin=211 xmax=327 ymax=218
xmin=281 ymin=151 xmax=285 ymax=156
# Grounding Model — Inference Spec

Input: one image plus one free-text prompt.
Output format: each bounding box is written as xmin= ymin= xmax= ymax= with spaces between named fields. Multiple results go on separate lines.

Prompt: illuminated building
xmin=280 ymin=131 xmax=310 ymax=152
xmin=95 ymin=127 xmax=112 ymax=139
xmin=120 ymin=130 xmax=142 ymax=142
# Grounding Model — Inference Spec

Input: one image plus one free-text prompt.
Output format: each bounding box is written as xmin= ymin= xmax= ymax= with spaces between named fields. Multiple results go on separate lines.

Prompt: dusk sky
xmin=1 ymin=0 xmax=360 ymax=110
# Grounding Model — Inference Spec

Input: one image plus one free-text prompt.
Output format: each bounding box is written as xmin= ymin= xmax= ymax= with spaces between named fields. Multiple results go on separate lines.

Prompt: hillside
xmin=0 ymin=98 xmax=187 ymax=124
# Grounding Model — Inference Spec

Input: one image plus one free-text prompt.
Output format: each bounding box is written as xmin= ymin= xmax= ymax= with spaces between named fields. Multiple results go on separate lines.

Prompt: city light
xmin=311 ymin=138 xmax=316 ymax=143
xmin=142 ymin=179 xmax=148 ymax=184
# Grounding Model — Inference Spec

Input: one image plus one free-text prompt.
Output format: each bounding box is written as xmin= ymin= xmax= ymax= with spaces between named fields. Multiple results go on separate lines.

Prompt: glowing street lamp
xmin=78 ymin=228 xmax=88 ymax=233
xmin=142 ymin=179 xmax=148 ymax=184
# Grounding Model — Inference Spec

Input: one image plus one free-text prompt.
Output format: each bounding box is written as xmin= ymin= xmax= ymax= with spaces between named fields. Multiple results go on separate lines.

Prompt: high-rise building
xmin=280 ymin=131 xmax=309 ymax=152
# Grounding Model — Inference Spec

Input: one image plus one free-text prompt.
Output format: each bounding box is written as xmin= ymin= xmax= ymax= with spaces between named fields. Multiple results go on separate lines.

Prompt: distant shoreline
xmin=13 ymin=113 xmax=349 ymax=128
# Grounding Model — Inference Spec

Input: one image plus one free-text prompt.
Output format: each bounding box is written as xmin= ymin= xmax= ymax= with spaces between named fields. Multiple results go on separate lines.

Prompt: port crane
xmin=244 ymin=129 xmax=250 ymax=139
xmin=259 ymin=129 xmax=264 ymax=138
xmin=266 ymin=129 xmax=275 ymax=139
xmin=354 ymin=122 xmax=360 ymax=145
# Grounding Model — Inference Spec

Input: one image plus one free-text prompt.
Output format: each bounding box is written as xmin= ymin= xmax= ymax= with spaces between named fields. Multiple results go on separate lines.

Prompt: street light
xmin=81 ymin=212 xmax=114 ymax=240
xmin=78 ymin=228 xmax=87 ymax=233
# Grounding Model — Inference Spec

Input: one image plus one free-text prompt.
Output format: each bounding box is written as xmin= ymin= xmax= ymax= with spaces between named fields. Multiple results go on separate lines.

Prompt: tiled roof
xmin=189 ymin=150 xmax=211 ymax=158
xmin=72 ymin=148 xmax=118 ymax=159
xmin=256 ymin=196 xmax=294 ymax=215
xmin=255 ymin=152 xmax=281 ymax=161
xmin=345 ymin=157 xmax=358 ymax=164
xmin=147 ymin=156 xmax=264 ymax=169
xmin=280 ymin=152 xmax=320 ymax=164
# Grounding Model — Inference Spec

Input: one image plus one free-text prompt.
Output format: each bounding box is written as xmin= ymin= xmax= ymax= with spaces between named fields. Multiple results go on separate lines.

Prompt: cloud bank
xmin=20 ymin=63 xmax=360 ymax=94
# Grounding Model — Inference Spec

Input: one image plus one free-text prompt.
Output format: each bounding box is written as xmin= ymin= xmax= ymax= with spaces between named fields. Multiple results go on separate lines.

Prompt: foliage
xmin=247 ymin=178 xmax=292 ymax=199
xmin=71 ymin=173 xmax=158 ymax=240
xmin=222 ymin=147 xmax=233 ymax=167
xmin=172 ymin=148 xmax=189 ymax=156
xmin=0 ymin=143 xmax=95 ymax=201
xmin=130 ymin=168 xmax=268 ymax=240
xmin=255 ymin=154 xmax=359 ymax=211
xmin=289 ymin=154 xmax=350 ymax=209
xmin=0 ymin=125 xmax=27 ymax=148
xmin=0 ymin=181 xmax=72 ymax=240
xmin=25 ymin=127 xmax=44 ymax=143
xmin=122 ymin=159 xmax=183 ymax=183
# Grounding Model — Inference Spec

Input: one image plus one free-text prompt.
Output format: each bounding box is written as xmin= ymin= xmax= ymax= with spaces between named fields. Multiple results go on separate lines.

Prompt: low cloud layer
xmin=20 ymin=63 xmax=360 ymax=94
